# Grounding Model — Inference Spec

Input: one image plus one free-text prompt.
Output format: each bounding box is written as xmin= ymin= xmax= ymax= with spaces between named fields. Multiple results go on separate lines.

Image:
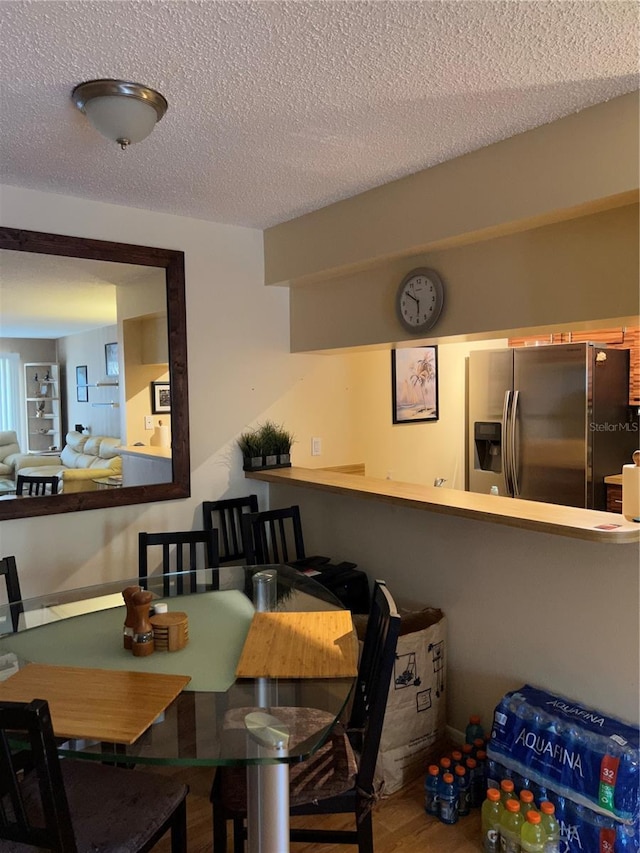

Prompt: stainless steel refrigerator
xmin=467 ymin=343 xmax=637 ymax=509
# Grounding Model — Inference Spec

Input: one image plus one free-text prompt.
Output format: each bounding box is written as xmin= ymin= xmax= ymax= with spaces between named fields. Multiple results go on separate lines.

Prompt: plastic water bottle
xmin=454 ymin=764 xmax=470 ymax=816
xmin=500 ymin=778 xmax=517 ymax=807
xmin=476 ymin=748 xmax=488 ymax=793
xmin=462 ymin=742 xmax=474 ymax=760
xmin=500 ymin=798 xmax=523 ymax=852
xmin=465 ymin=757 xmax=481 ymax=808
xmin=473 ymin=737 xmax=486 ymax=756
xmin=424 ymin=764 xmax=440 ymax=816
xmin=439 ymin=756 xmax=452 ymax=774
xmin=486 ymin=755 xmax=500 ymax=785
xmin=520 ymin=810 xmax=544 ymax=853
xmin=481 ymin=788 xmax=502 ymax=853
xmin=538 ymin=802 xmax=560 ymax=853
xmin=466 ymin=714 xmax=484 ymax=744
xmin=437 ymin=772 xmax=458 ymax=825
xmin=519 ymin=789 xmax=536 ymax=820
xmin=451 ymin=749 xmax=463 ymax=768
xmin=618 ymin=823 xmax=639 ymax=852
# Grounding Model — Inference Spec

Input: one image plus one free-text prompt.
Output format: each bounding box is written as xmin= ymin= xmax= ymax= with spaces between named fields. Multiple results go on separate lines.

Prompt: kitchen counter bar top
xmin=246 ymin=466 xmax=640 ymax=544
xmin=604 ymin=473 xmax=623 ymax=485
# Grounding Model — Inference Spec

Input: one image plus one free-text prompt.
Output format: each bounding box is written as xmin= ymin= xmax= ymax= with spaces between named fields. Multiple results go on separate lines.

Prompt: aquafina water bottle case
xmin=488 ymin=756 xmax=639 ymax=852
xmin=487 ymin=685 xmax=639 ymax=824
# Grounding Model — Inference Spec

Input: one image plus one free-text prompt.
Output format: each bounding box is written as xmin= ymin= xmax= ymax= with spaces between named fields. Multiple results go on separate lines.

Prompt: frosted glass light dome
xmin=72 ymin=79 xmax=168 ymax=149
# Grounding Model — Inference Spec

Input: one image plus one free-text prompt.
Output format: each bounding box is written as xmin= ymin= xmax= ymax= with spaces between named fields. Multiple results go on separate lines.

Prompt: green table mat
xmin=1 ymin=590 xmax=255 ymax=692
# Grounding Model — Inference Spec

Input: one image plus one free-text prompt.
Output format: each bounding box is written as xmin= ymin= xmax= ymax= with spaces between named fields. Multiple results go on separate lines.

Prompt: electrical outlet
xmin=144 ymin=416 xmax=154 ymax=430
xmin=311 ymin=437 xmax=322 ymax=456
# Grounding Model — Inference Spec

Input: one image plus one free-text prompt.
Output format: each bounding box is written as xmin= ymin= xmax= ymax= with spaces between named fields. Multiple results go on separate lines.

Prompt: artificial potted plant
xmin=259 ymin=421 xmax=279 ymax=467
xmin=237 ymin=421 xmax=294 ymax=471
xmin=272 ymin=424 xmax=294 ymax=466
xmin=238 ymin=429 xmax=263 ymax=471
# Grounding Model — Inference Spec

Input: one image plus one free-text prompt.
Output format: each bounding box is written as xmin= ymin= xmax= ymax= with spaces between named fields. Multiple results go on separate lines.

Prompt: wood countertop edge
xmin=246 ymin=467 xmax=640 ymax=545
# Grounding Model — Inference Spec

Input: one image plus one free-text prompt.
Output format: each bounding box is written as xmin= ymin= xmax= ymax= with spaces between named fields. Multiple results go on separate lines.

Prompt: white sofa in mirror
xmin=14 ymin=431 xmax=122 ymax=493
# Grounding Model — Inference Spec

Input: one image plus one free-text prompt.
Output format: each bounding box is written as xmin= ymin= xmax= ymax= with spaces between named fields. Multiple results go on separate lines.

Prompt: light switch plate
xmin=311 ymin=437 xmax=322 ymax=456
xmin=144 ymin=416 xmax=154 ymax=430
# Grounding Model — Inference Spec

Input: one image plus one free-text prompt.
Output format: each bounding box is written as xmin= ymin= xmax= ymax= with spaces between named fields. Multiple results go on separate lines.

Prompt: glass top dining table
xmin=0 ymin=565 xmax=358 ymax=769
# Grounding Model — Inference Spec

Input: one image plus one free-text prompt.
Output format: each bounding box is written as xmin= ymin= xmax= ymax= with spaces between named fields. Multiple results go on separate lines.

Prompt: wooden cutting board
xmin=235 ymin=611 xmax=358 ymax=679
xmin=0 ymin=663 xmax=190 ymax=744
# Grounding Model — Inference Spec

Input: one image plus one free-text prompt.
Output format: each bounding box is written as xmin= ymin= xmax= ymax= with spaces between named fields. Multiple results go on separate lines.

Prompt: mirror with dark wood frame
xmin=0 ymin=227 xmax=190 ymax=520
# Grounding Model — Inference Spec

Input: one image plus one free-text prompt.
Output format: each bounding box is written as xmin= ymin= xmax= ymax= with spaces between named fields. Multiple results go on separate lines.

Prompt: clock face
xmin=396 ymin=268 xmax=444 ymax=333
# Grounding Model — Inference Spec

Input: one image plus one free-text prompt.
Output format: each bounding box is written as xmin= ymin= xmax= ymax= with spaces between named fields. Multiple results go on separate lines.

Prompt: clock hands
xmin=406 ymin=287 xmax=420 ymax=317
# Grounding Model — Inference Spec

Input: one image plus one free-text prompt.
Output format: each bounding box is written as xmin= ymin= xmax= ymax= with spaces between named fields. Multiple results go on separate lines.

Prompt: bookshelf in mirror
xmin=24 ymin=362 xmax=61 ymax=453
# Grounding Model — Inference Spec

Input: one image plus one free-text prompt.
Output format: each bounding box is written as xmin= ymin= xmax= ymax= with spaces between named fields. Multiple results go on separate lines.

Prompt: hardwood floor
xmin=153 ymin=766 xmax=483 ymax=852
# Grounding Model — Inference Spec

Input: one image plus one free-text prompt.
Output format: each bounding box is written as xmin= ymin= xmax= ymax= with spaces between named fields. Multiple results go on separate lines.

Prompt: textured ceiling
xmin=1 ymin=1 xmax=639 ymax=230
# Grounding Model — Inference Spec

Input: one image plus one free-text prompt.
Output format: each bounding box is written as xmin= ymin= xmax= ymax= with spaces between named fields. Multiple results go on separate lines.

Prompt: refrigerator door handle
xmin=510 ymin=390 xmax=520 ymax=496
xmin=502 ymin=390 xmax=513 ymax=496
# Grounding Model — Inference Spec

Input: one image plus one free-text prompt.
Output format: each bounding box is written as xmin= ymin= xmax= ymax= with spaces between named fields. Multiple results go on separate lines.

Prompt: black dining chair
xmin=138 ymin=529 xmax=219 ymax=596
xmin=0 ymin=697 xmax=189 ymax=852
xmin=16 ymin=474 xmax=59 ymax=496
xmin=202 ymin=495 xmax=259 ymax=563
xmin=240 ymin=504 xmax=330 ymax=569
xmin=0 ymin=555 xmax=23 ymax=634
xmin=211 ymin=579 xmax=401 ymax=853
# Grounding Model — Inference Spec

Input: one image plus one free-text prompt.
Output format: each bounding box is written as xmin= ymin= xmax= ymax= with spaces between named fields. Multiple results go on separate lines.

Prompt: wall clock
xmin=395 ymin=268 xmax=445 ymax=333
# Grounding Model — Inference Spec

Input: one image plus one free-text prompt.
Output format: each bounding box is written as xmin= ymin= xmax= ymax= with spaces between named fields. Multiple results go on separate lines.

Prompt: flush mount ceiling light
xmin=71 ymin=79 xmax=168 ymax=150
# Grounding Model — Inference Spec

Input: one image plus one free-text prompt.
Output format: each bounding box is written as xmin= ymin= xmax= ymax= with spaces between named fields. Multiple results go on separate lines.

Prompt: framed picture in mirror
xmin=151 ymin=381 xmax=171 ymax=414
xmin=76 ymin=365 xmax=88 ymax=403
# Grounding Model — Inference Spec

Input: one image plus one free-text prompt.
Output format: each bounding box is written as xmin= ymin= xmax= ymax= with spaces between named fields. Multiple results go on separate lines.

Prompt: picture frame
xmin=105 ymin=342 xmax=119 ymax=377
xmin=391 ymin=346 xmax=439 ymax=424
xmin=76 ymin=365 xmax=88 ymax=403
xmin=151 ymin=381 xmax=171 ymax=414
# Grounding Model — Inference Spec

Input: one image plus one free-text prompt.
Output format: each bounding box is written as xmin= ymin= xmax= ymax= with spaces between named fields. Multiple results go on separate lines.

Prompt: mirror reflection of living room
xmin=0 ymin=251 xmax=172 ymax=494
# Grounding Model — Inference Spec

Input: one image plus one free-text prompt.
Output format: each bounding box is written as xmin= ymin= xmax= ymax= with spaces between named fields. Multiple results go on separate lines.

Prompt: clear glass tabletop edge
xmin=0 ymin=565 xmax=358 ymax=767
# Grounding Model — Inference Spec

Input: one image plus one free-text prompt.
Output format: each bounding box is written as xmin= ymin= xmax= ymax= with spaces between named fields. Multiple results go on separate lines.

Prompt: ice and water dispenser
xmin=473 ymin=421 xmax=502 ymax=473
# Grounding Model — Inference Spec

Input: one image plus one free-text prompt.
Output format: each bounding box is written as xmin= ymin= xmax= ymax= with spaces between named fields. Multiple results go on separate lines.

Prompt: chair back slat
xmin=241 ymin=506 xmax=306 ymax=566
xmin=16 ymin=475 xmax=59 ymax=496
xmin=138 ymin=530 xmax=219 ymax=595
xmin=0 ymin=556 xmax=23 ymax=633
xmin=350 ymin=581 xmax=400 ymax=792
xmin=0 ymin=699 xmax=77 ymax=851
xmin=202 ymin=496 xmax=259 ymax=563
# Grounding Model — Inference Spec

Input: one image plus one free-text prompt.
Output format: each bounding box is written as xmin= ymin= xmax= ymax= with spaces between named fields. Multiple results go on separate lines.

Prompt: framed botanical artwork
xmin=391 ymin=346 xmax=439 ymax=424
xmin=105 ymin=342 xmax=119 ymax=377
xmin=76 ymin=365 xmax=88 ymax=403
xmin=151 ymin=381 xmax=171 ymax=414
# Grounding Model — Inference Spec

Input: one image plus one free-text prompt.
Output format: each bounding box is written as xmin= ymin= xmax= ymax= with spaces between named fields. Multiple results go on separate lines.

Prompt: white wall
xmin=0 ymin=184 xmax=359 ymax=595
xmin=59 ymin=324 xmax=120 ymax=437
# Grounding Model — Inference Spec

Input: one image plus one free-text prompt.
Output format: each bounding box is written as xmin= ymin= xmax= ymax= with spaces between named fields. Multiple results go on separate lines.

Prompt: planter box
xmin=242 ymin=455 xmax=292 ymax=472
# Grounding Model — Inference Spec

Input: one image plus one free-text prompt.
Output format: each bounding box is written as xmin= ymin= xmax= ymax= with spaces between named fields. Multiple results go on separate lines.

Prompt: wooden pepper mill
xmin=131 ymin=589 xmax=155 ymax=656
xmin=122 ymin=585 xmax=141 ymax=650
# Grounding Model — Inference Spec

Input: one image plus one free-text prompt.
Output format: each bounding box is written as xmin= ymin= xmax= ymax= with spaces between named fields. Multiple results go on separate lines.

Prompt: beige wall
xmin=265 ymin=94 xmax=640 ymax=730
xmin=348 ymin=338 xmax=506 ymax=487
xmin=290 ymin=203 xmax=639 ymax=351
xmin=0 ymin=184 xmax=359 ymax=595
xmin=265 ymin=92 xmax=639 ymax=286
xmin=267 ymin=482 xmax=639 ymax=733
